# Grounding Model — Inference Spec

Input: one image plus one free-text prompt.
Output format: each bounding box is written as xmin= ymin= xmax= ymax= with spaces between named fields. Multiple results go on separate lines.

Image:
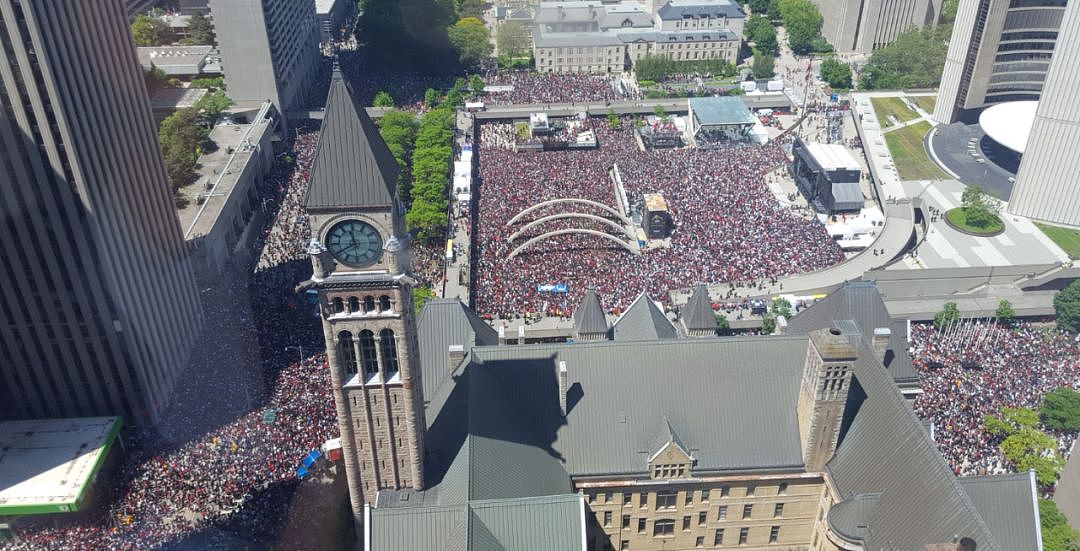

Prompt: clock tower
xmin=304 ymin=68 xmax=425 ymax=524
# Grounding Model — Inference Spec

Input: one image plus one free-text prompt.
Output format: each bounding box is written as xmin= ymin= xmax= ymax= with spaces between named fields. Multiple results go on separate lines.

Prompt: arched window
xmin=332 ymin=297 xmax=345 ymax=314
xmin=380 ymin=329 xmax=399 ymax=375
xmin=348 ymin=296 xmax=360 ymax=313
xmin=379 ymin=295 xmax=392 ymax=311
xmin=337 ymin=331 xmax=357 ymax=375
xmin=359 ymin=330 xmax=378 ymax=375
xmin=364 ymin=296 xmax=376 ymax=312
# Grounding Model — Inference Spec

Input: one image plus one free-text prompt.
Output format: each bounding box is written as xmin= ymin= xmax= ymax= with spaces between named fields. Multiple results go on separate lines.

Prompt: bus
xmin=445 ymin=239 xmax=455 ymax=262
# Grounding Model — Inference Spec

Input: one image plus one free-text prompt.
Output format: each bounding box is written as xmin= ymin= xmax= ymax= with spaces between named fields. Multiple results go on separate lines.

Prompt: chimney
xmin=558 ymin=361 xmax=568 ymax=415
xmin=448 ymin=344 xmax=466 ymax=374
xmin=872 ymin=327 xmax=891 ymax=364
xmin=518 ymin=325 xmax=526 ymax=345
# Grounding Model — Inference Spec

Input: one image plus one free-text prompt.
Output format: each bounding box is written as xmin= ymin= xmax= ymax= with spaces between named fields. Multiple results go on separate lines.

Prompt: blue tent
xmin=296 ymin=466 xmax=309 ymax=478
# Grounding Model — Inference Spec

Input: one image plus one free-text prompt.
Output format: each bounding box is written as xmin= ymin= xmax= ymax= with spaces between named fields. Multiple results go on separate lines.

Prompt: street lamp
xmin=285 ymin=345 xmax=304 ymax=363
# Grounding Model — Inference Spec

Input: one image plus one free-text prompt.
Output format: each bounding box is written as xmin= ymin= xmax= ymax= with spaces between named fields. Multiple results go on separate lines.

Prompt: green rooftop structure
xmin=0 ymin=417 xmax=122 ymax=517
xmin=687 ymin=96 xmax=759 ymax=148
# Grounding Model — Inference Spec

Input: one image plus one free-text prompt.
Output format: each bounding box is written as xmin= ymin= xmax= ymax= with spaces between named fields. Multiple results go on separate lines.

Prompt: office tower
xmin=0 ymin=0 xmax=203 ymax=423
xmin=209 ymin=0 xmax=320 ymax=115
xmin=1008 ymin=0 xmax=1080 ymax=228
xmin=814 ymin=0 xmax=941 ymax=54
xmin=934 ymin=0 xmax=1069 ymax=123
xmin=126 ymin=0 xmax=154 ymax=18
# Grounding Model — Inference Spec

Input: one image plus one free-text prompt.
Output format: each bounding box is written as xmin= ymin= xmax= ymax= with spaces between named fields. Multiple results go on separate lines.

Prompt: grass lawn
xmin=910 ymin=95 xmax=937 ymax=113
xmin=945 ymin=207 xmax=1004 ymax=235
xmin=871 ymin=96 xmax=919 ymax=128
xmin=884 ymin=121 xmax=947 ymax=180
xmin=1035 ymin=223 xmax=1080 ymax=259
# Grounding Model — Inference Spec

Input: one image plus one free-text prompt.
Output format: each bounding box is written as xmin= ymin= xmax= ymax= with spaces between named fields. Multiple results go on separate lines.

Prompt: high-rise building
xmin=304 ymin=69 xmax=426 ymax=523
xmin=209 ymin=0 xmax=320 ymax=115
xmin=814 ymin=0 xmax=941 ymax=53
xmin=934 ymin=0 xmax=1069 ymax=123
xmin=1007 ymin=0 xmax=1080 ymax=228
xmin=0 ymin=0 xmax=203 ymax=423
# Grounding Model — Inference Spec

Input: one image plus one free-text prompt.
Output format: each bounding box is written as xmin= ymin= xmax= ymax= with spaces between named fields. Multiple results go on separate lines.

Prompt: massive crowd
xmin=4 ymin=126 xmax=334 ymax=550
xmin=481 ymin=71 xmax=639 ymax=105
xmin=911 ymin=321 xmax=1080 ymax=478
xmin=473 ymin=118 xmax=845 ymax=317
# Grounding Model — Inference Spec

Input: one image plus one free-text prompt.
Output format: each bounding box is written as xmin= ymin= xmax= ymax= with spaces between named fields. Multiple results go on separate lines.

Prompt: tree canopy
xmin=373 ymin=91 xmax=395 ymax=107
xmin=180 ymin=13 xmax=214 ymax=45
xmin=859 ymin=26 xmax=949 ymax=89
xmin=495 ymin=21 xmax=531 ymax=59
xmin=983 ymin=406 xmax=1064 ymax=486
xmin=1040 ymin=499 xmax=1080 ymax=551
xmin=1042 ymin=387 xmax=1080 ymax=432
xmin=820 ymin=57 xmax=852 ymax=88
xmin=447 ymin=17 xmax=493 ymax=67
xmin=933 ymin=301 xmax=960 ymax=329
xmin=752 ymin=50 xmax=776 ymax=79
xmin=959 ymin=185 xmax=1002 ymax=228
xmin=1055 ymin=280 xmax=1080 ymax=332
xmin=777 ymin=0 xmax=829 ymax=54
xmin=994 ymin=299 xmax=1015 ymax=325
xmin=131 ymin=14 xmax=171 ymax=47
xmin=158 ymin=107 xmax=210 ymax=194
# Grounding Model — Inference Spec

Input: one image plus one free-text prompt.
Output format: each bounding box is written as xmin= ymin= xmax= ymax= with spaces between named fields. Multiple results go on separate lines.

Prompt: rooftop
xmin=657 ymin=0 xmax=745 ymax=20
xmin=978 ymin=100 xmax=1037 ymax=154
xmin=136 ymin=45 xmax=212 ymax=74
xmin=176 ymin=103 xmax=273 ymax=239
xmin=0 ymin=417 xmax=122 ymax=516
xmin=805 ymin=141 xmax=861 ymax=172
xmin=689 ymin=96 xmax=757 ymax=126
xmin=149 ymin=87 xmax=207 ymax=112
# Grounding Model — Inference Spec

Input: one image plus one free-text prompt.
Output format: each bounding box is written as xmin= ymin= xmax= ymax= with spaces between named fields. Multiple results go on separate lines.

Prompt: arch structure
xmin=508 ymin=213 xmax=638 ymax=242
xmin=508 ymin=228 xmax=638 ymax=259
xmin=507 ymin=198 xmax=631 ymax=226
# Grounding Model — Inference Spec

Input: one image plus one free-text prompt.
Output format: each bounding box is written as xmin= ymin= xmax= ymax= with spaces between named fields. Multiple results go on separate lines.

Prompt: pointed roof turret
xmin=612 ymin=292 xmax=679 ymax=341
xmin=573 ymin=288 xmax=608 ymax=341
xmin=305 ymin=67 xmax=400 ymax=210
xmin=682 ymin=284 xmax=718 ymax=337
xmin=648 ymin=416 xmax=692 ymax=463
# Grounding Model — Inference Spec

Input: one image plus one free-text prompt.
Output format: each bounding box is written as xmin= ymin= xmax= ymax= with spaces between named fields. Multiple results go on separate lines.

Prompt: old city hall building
xmin=303 ymin=70 xmax=1040 ymax=550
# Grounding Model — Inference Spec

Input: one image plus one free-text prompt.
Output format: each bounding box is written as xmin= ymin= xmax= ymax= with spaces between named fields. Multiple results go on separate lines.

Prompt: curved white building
xmin=1008 ymin=0 xmax=1080 ymax=228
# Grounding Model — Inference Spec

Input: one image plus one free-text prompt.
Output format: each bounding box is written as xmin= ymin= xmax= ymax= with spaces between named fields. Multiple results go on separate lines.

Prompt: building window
xmin=379 ymin=295 xmax=391 ymax=311
xmin=718 ymin=505 xmax=727 ymax=520
xmin=638 ymin=518 xmax=646 ymax=533
xmin=653 ymin=519 xmax=675 ymax=537
xmin=605 ymin=491 xmax=613 ymax=503
xmin=656 ymin=491 xmax=677 ymax=510
xmin=698 ymin=511 xmax=707 ymax=525
xmin=739 ymin=527 xmax=749 ymax=545
xmin=770 ymin=526 xmax=779 ymax=543
xmin=695 ymin=536 xmax=704 ymax=547
xmin=379 ymin=329 xmax=399 ymax=375
xmin=364 ymin=296 xmax=376 ymax=312
xmin=777 ymin=483 xmax=788 ymax=495
xmin=683 ymin=516 xmax=691 ymax=530
xmin=333 ymin=297 xmax=345 ymax=313
xmin=742 ymin=504 xmax=752 ymax=519
xmin=774 ymin=503 xmax=784 ymax=518
xmin=348 ymin=296 xmax=360 ymax=312
xmin=624 ymin=493 xmax=632 ymax=506
xmin=604 ymin=511 xmax=612 ymax=526
xmin=338 ymin=331 xmax=357 ymax=375
xmin=685 ymin=492 xmax=693 ymax=506
xmin=359 ymin=330 xmax=378 ymax=374
xmin=621 ymin=541 xmax=629 ymax=551
xmin=588 ymin=492 xmax=596 ymax=503
xmin=701 ymin=489 xmax=710 ymax=502
xmin=640 ymin=493 xmax=647 ymax=508
xmin=721 ymin=485 xmax=730 ymax=497
xmin=714 ymin=529 xmax=724 ymax=545
xmin=622 ymin=514 xmax=631 ymax=528
xmin=746 ymin=485 xmax=756 ymax=497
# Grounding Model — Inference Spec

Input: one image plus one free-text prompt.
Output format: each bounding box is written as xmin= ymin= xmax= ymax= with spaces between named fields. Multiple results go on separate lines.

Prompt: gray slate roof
xmin=787 ymin=281 xmax=919 ymax=385
xmin=682 ymin=284 xmax=718 ymax=333
xmin=418 ymin=299 xmax=500 ymax=405
xmin=305 ymin=68 xmax=399 ymax=210
xmin=657 ymin=0 xmax=745 ymax=20
xmin=573 ymin=288 xmax=609 ymax=336
xmin=831 ymin=181 xmax=864 ymax=208
xmin=369 ymin=494 xmax=585 ymax=551
xmin=959 ymin=473 xmax=1040 ymax=551
xmin=611 ymin=293 xmax=679 ymax=341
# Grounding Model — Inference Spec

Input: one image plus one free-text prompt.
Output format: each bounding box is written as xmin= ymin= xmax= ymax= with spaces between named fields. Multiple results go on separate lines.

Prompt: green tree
xmin=994 ymin=299 xmax=1015 ymax=325
xmin=771 ymin=297 xmax=793 ymax=319
xmin=469 ymin=74 xmax=485 ymax=96
xmin=495 ymin=21 xmax=531 ymax=59
xmin=182 ymin=13 xmax=214 ymax=45
xmin=933 ymin=301 xmax=960 ymax=329
xmin=406 ymin=200 xmax=448 ymax=241
xmin=984 ymin=407 xmax=1065 ymax=486
xmin=778 ymin=0 xmax=826 ymax=54
xmin=761 ymin=313 xmax=777 ymax=334
xmin=413 ymin=287 xmax=436 ymax=314
xmin=447 ymin=17 xmax=493 ymax=67
xmin=819 ymin=57 xmax=852 ymax=88
xmin=1040 ymin=499 xmax=1080 ymax=551
xmin=158 ymin=108 xmax=209 ymax=190
xmin=131 ymin=14 xmax=170 ymax=46
xmin=1042 ymin=388 xmax=1080 ymax=431
xmin=458 ymin=0 xmax=485 ymax=18
xmin=752 ymin=49 xmax=775 ymax=79
xmin=189 ymin=76 xmax=225 ymax=90
xmin=859 ymin=26 xmax=949 ymax=89
xmin=745 ymin=16 xmax=778 ymax=54
xmin=373 ymin=91 xmax=395 ymax=107
xmin=607 ymin=109 xmax=620 ymax=129
xmin=940 ymin=0 xmax=960 ymax=25
xmin=748 ymin=0 xmax=772 ymax=16
xmin=1054 ymin=279 xmax=1080 ymax=332
xmin=144 ymin=66 xmax=169 ymax=93
xmin=424 ymin=87 xmax=440 ymax=107
xmin=195 ymin=90 xmax=232 ymax=124
xmin=715 ymin=313 xmax=731 ymax=333
xmin=654 ymin=105 xmax=667 ymax=119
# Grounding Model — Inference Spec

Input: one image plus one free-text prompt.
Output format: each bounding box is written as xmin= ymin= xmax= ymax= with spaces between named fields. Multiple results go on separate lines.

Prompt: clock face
xmin=325 ymin=219 xmax=383 ymax=267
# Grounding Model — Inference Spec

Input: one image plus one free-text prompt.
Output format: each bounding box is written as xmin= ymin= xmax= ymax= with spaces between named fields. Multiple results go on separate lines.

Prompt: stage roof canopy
xmin=978 ymin=100 xmax=1037 ymax=154
xmin=0 ymin=416 xmax=122 ymax=516
xmin=689 ymin=97 xmax=756 ymax=127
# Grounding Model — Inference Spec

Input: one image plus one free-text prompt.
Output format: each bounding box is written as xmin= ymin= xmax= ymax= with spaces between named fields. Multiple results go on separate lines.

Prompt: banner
xmin=536 ymin=283 xmax=569 ymax=293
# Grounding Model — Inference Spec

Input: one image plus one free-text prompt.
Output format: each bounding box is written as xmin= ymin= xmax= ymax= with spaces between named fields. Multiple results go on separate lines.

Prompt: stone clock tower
xmin=303 ymin=68 xmax=425 ymax=523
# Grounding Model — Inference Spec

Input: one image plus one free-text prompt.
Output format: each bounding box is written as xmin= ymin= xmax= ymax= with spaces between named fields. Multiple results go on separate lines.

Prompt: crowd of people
xmin=4 ymin=124 xmax=335 ymax=550
xmin=911 ymin=321 xmax=1080 ymax=478
xmin=473 ymin=117 xmax=846 ymax=318
xmin=481 ymin=71 xmax=639 ymax=105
